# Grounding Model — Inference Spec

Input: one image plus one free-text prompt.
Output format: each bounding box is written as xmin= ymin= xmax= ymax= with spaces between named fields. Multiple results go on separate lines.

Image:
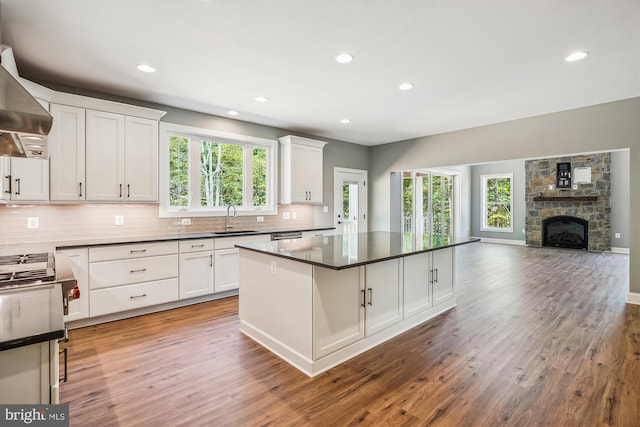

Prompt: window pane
xmin=487 ymin=177 xmax=511 ymax=202
xmin=486 ymin=203 xmax=511 ymax=228
xmin=253 ymin=148 xmax=267 ymax=207
xmin=200 ymin=140 xmax=243 ymax=207
xmin=169 ymin=136 xmax=189 ymax=207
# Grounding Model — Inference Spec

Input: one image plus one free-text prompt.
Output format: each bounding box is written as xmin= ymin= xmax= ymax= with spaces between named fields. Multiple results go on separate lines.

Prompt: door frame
xmin=334 ymin=167 xmax=368 ymax=234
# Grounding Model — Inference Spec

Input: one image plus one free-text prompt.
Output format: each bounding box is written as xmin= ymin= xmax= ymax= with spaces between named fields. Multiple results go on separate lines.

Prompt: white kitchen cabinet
xmin=279 ymin=135 xmax=327 ymax=204
xmin=432 ymin=247 xmax=454 ymax=305
xmin=364 ymin=259 xmax=403 ymax=336
xmin=59 ymin=247 xmax=90 ymax=322
xmin=313 ymin=266 xmax=364 ymax=359
xmin=179 ymin=238 xmax=214 ymax=299
xmin=0 ymin=156 xmax=49 ymax=201
xmin=214 ymin=234 xmax=271 ymax=293
xmin=0 ymin=341 xmax=58 ymax=404
xmin=49 ymin=104 xmax=86 ymax=201
xmin=85 ymin=110 xmax=158 ymax=202
xmin=403 ymin=252 xmax=432 ymax=319
xmin=88 ymin=242 xmax=179 ymax=317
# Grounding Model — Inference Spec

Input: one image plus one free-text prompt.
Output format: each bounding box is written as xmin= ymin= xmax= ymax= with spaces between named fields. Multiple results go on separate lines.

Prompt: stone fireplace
xmin=525 ymin=153 xmax=611 ymax=252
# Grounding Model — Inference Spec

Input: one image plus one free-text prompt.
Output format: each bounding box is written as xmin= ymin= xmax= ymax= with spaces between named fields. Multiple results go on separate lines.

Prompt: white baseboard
xmin=611 ymin=247 xmax=630 ymax=254
xmin=627 ymin=292 xmax=640 ymax=306
xmin=472 ymin=237 xmax=526 ymax=246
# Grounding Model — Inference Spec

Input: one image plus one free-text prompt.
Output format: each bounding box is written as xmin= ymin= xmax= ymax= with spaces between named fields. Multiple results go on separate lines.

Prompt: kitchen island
xmin=237 ymin=232 xmax=478 ymax=376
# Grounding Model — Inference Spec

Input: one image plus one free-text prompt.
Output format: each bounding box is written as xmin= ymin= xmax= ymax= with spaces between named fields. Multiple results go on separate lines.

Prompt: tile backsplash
xmin=0 ymin=203 xmax=316 ymax=253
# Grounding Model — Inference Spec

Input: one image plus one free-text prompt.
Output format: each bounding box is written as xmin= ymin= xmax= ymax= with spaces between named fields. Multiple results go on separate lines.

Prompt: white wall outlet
xmin=292 ymin=211 xmax=297 ymax=219
xmin=323 ymin=206 xmax=329 ymax=213
xmin=282 ymin=212 xmax=291 ymax=220
xmin=548 ymin=184 xmax=554 ymax=190
xmin=615 ymin=233 xmax=621 ymax=239
xmin=27 ymin=217 xmax=39 ymax=229
xmin=270 ymin=260 xmax=277 ymax=275
xmin=115 ymin=215 xmax=125 ymax=226
xmin=181 ymin=218 xmax=192 ymax=226
xmin=256 ymin=216 xmax=264 ymax=222
xmin=572 ymin=184 xmax=578 ymax=190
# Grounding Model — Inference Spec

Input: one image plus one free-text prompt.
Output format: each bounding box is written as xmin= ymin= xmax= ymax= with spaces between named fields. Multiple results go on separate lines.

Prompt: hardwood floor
xmin=60 ymin=243 xmax=639 ymax=426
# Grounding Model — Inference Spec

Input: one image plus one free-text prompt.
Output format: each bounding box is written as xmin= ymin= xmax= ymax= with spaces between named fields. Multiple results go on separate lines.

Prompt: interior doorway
xmin=334 ymin=168 xmax=367 ymax=235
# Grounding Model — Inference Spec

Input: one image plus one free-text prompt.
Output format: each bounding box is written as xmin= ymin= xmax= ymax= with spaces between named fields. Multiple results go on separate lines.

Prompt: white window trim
xmin=480 ymin=173 xmax=513 ymax=233
xmin=158 ymin=122 xmax=278 ymax=218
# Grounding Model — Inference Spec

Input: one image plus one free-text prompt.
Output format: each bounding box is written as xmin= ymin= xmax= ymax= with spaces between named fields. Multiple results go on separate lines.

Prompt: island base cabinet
xmin=403 ymin=252 xmax=432 ymax=319
xmin=239 ymin=250 xmax=314 ymax=366
xmin=364 ymin=259 xmax=403 ymax=337
xmin=313 ymin=267 xmax=365 ymax=359
xmin=432 ymin=247 xmax=454 ymax=305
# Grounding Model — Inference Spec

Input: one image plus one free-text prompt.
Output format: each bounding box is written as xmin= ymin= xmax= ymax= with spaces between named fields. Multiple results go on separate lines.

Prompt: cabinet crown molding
xmin=278 ymin=135 xmax=328 ymax=149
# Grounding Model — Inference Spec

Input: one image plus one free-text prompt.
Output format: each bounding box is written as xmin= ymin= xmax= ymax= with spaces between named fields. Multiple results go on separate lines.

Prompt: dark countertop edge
xmin=236 ymin=238 xmax=481 ymax=270
xmin=55 ymin=227 xmax=335 ymax=249
xmin=0 ymin=329 xmax=65 ymax=352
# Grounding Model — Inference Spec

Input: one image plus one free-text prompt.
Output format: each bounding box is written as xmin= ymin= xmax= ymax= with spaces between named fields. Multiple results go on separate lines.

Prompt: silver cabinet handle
xmin=191 ymin=244 xmax=205 ymax=248
xmin=130 ymin=268 xmax=147 ymax=273
xmin=130 ymin=294 xmax=147 ymax=299
xmin=130 ymin=249 xmax=147 ymax=254
xmin=429 ymin=269 xmax=433 ymax=284
xmin=4 ymin=175 xmax=11 ymax=194
xmin=79 ymin=182 xmax=83 ymax=197
xmin=367 ymin=288 xmax=373 ymax=306
xmin=14 ymin=178 xmax=20 ymax=195
xmin=119 ymin=184 xmax=123 ymax=198
xmin=434 ymin=268 xmax=438 ymax=283
xmin=361 ymin=289 xmax=365 ymax=308
xmin=127 ymin=184 xmax=130 ymax=198
xmin=210 ymin=254 xmax=213 ymax=267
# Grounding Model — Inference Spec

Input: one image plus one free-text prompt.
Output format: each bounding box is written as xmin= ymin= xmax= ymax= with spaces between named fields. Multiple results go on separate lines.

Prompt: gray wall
xmin=370 ymin=97 xmax=640 ymax=293
xmin=611 ymin=150 xmax=631 ymax=248
xmin=470 ymin=159 xmax=526 ymax=241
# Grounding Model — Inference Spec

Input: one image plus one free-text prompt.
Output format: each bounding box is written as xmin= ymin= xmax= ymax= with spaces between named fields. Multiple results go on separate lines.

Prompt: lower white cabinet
xmin=90 ymin=278 xmax=179 ymax=317
xmin=313 ymin=267 xmax=364 ymax=359
xmin=88 ymin=242 xmax=179 ymax=317
xmin=364 ymin=259 xmax=403 ymax=336
xmin=403 ymin=248 xmax=454 ymax=318
xmin=0 ymin=341 xmax=59 ymax=404
xmin=214 ymin=234 xmax=271 ymax=293
xmin=179 ymin=238 xmax=214 ymax=299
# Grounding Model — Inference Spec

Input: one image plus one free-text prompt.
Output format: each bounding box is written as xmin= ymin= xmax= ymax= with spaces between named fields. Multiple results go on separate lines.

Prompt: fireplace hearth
xmin=542 ymin=216 xmax=588 ymax=250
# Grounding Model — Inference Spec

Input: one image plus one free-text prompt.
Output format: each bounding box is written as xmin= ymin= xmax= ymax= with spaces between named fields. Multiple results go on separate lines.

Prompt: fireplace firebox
xmin=542 ymin=216 xmax=588 ymax=250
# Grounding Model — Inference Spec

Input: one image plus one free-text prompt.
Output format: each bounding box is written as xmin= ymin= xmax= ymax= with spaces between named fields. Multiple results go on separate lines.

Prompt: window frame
xmin=159 ymin=122 xmax=278 ymax=218
xmin=480 ymin=173 xmax=513 ymax=232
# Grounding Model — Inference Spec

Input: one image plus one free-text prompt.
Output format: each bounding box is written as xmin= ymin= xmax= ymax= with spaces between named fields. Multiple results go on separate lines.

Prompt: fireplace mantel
xmin=533 ymin=196 xmax=598 ymax=202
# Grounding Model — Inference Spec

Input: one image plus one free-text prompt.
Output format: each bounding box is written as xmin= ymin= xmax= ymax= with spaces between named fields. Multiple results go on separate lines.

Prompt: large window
xmin=160 ymin=123 xmax=277 ymax=217
xmin=481 ymin=174 xmax=512 ymax=231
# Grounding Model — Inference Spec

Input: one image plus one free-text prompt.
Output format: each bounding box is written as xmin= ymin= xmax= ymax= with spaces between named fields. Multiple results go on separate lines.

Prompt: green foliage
xmin=169 ymin=136 xmax=189 ymax=207
xmin=485 ymin=177 xmax=512 ymax=228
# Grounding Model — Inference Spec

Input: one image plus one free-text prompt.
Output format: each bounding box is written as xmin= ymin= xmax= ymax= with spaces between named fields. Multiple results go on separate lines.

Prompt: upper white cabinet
xmin=279 ymin=135 xmax=327 ymax=204
xmin=85 ymin=110 xmax=158 ymax=202
xmin=0 ymin=157 xmax=49 ymax=201
xmin=49 ymin=104 xmax=86 ymax=201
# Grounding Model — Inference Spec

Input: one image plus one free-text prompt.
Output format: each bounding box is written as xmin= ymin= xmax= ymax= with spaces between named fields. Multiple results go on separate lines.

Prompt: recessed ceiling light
xmin=565 ymin=51 xmax=589 ymax=62
xmin=228 ymin=110 xmax=239 ymax=116
xmin=340 ymin=118 xmax=351 ymax=124
xmin=335 ymin=53 xmax=354 ymax=64
xmin=254 ymin=96 xmax=269 ymax=103
xmin=136 ymin=64 xmax=156 ymax=73
xmin=398 ymin=82 xmax=415 ymax=91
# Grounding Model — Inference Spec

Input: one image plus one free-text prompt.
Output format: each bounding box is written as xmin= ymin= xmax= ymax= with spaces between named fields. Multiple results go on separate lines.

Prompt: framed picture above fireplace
xmin=556 ymin=162 xmax=571 ymax=189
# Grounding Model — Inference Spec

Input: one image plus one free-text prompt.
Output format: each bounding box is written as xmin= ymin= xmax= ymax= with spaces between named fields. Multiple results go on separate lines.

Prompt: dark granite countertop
xmin=236 ymin=231 xmax=480 ymax=270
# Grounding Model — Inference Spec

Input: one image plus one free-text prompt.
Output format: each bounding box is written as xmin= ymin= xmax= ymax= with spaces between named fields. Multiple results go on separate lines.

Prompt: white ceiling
xmin=1 ymin=0 xmax=638 ymax=146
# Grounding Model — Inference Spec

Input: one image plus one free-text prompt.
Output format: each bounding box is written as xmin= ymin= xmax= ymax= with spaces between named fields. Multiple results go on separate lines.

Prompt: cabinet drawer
xmin=90 ymin=278 xmax=178 ymax=317
xmin=89 ymin=241 xmax=178 ymax=262
xmin=90 ymin=254 xmax=178 ymax=289
xmin=179 ymin=238 xmax=214 ymax=253
xmin=214 ymin=234 xmax=270 ymax=250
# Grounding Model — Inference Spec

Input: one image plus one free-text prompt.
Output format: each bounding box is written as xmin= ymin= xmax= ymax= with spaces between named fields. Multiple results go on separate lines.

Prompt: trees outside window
xmin=481 ymin=174 xmax=512 ymax=231
xmin=161 ymin=124 xmax=276 ymax=217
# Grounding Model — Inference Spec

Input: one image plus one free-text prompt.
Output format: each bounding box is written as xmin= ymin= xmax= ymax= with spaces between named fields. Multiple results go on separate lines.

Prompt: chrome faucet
xmin=226 ymin=205 xmax=237 ymax=230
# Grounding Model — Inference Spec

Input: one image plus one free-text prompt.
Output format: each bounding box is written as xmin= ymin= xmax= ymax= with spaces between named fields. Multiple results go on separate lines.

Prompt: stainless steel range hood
xmin=0 ymin=62 xmax=53 ymax=159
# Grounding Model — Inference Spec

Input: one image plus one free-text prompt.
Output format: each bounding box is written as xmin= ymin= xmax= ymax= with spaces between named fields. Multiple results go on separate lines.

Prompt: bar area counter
xmin=236 ymin=232 xmax=478 ymax=376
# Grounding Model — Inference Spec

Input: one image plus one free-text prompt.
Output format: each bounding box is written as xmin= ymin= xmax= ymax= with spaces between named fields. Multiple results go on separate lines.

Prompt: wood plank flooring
xmin=60 ymin=243 xmax=639 ymax=426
